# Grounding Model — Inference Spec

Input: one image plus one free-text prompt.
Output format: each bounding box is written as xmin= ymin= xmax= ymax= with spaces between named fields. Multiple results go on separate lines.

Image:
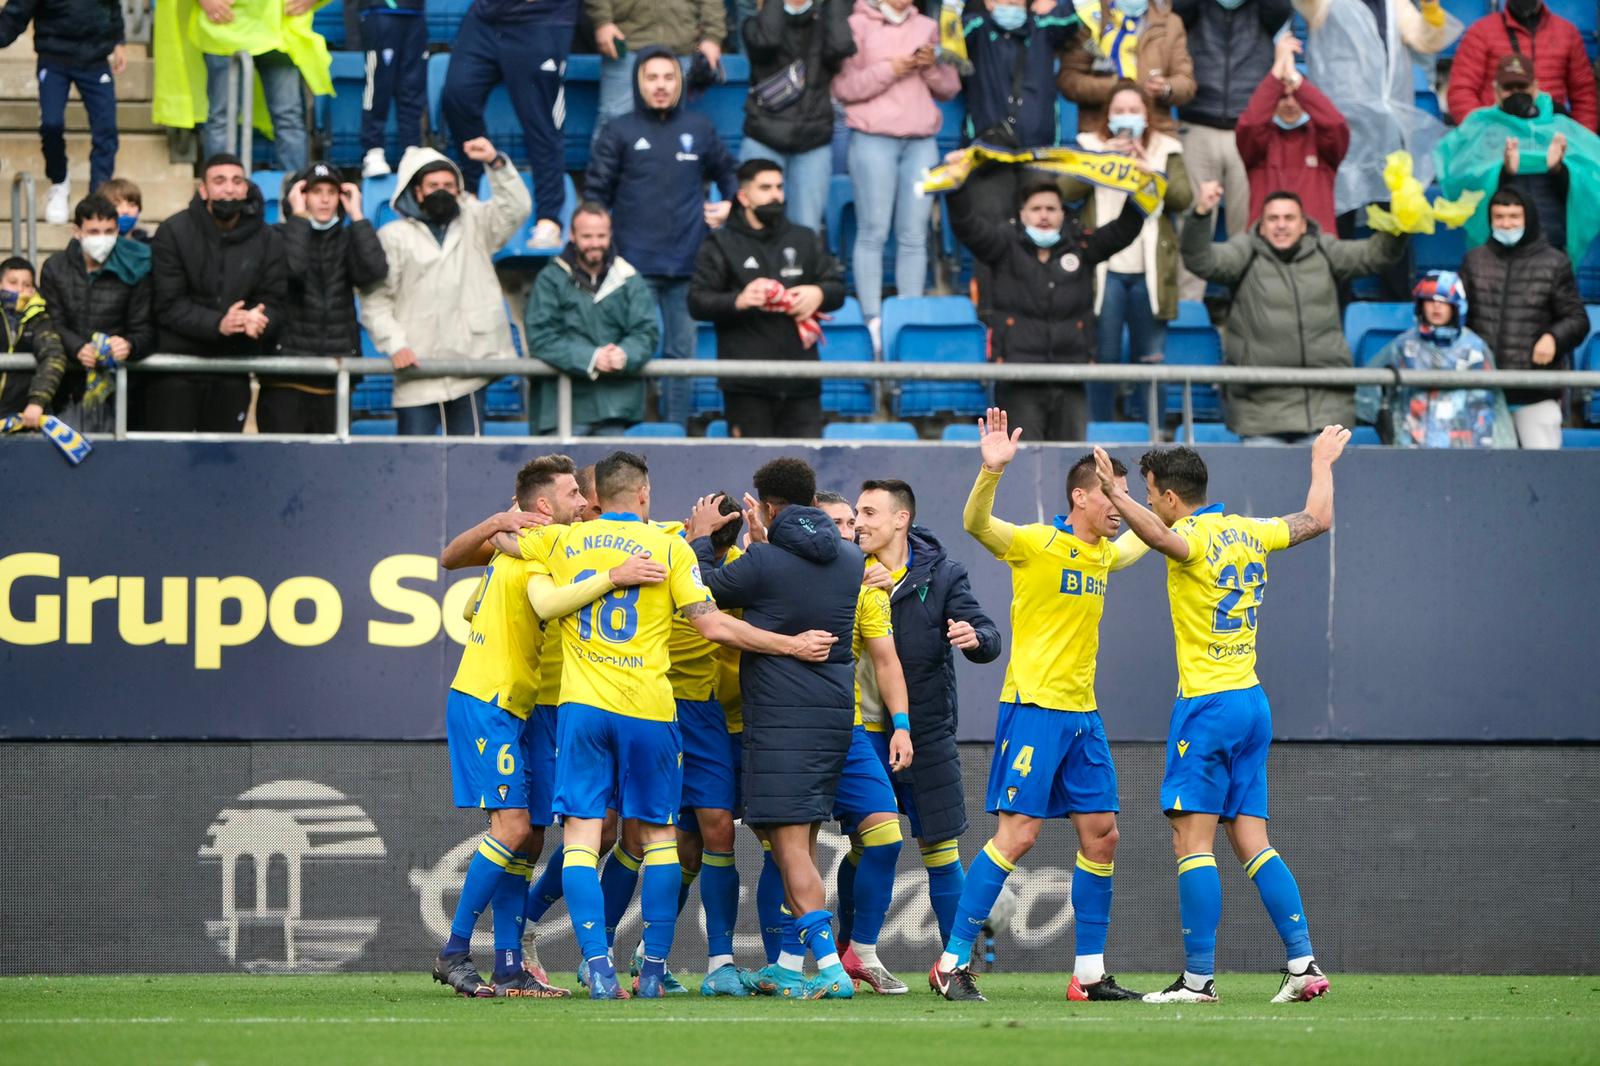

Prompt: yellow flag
xmin=937 ymin=0 xmax=973 ymax=75
xmin=1365 ymin=150 xmax=1484 ymax=235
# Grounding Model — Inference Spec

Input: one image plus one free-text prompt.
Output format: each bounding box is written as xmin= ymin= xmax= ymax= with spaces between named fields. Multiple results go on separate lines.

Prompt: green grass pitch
xmin=3 ymin=973 xmax=1596 ymax=1065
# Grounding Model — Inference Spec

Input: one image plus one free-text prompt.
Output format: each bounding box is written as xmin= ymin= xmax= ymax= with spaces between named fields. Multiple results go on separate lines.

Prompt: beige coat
xmin=1056 ymin=1 xmax=1195 ymax=136
xmin=360 ymin=147 xmax=532 ymax=409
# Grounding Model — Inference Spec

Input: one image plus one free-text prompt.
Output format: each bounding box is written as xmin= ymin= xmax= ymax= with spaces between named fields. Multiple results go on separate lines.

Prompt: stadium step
xmin=0 ymin=40 xmax=153 ymax=101
xmin=0 ymin=99 xmax=158 ymax=133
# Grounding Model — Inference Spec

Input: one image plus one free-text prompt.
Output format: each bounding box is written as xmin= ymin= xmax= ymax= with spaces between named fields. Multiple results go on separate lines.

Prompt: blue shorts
xmin=866 ymin=727 xmax=923 ymax=839
xmin=446 ymin=689 xmax=532 ymax=810
xmin=1160 ymin=685 xmax=1272 ymax=821
xmin=527 ymin=704 xmax=560 ymax=825
xmin=833 ymin=725 xmax=900 ymax=833
xmin=553 ymin=701 xmax=683 ymax=825
xmin=678 ymin=698 xmax=738 ymax=814
xmin=985 ymin=702 xmax=1119 ymax=819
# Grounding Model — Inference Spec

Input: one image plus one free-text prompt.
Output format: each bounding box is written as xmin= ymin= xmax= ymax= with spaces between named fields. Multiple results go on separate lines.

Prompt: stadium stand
xmin=880 ymin=296 xmax=988 ymax=419
xmin=819 ymin=297 xmax=877 ymax=417
xmin=1344 ymin=302 xmax=1414 ymax=366
xmin=1087 ymin=422 xmax=1153 ymax=443
xmin=823 ymin=421 xmax=920 ymax=441
xmin=624 ymin=422 xmax=690 ymax=438
xmin=1162 ymin=300 xmax=1224 ymax=422
xmin=941 ymin=423 xmax=982 ymax=442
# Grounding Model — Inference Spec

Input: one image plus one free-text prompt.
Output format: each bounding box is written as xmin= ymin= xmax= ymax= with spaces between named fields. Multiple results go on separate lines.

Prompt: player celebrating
xmin=930 ymin=409 xmax=1148 ymax=1004
xmin=516 ymin=451 xmax=836 ymax=999
xmin=1093 ymin=430 xmax=1347 ymax=1005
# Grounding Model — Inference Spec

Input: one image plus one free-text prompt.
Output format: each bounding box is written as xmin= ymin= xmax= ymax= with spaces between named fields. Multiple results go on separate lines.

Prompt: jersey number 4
xmin=1212 ymin=562 xmax=1265 ymax=633
xmin=572 ymin=569 xmax=640 ymax=642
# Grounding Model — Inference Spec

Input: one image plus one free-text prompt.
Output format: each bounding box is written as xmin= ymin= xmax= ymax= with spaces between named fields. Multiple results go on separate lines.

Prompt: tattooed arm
xmin=1279 ymin=425 xmax=1352 ymax=547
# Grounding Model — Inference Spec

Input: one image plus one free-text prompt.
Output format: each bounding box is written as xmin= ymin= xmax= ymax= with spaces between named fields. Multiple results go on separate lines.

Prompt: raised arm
xmin=867 ymin=633 xmax=914 ymax=771
xmin=442 ymin=508 xmax=547 ymax=569
xmin=963 ymin=406 xmax=1022 ymax=557
xmin=1277 ymin=424 xmax=1350 ymax=547
xmin=1108 ymin=528 xmax=1152 ymax=571
xmin=683 ymin=601 xmax=837 ymax=660
xmin=1093 ymin=446 xmax=1191 ymax=562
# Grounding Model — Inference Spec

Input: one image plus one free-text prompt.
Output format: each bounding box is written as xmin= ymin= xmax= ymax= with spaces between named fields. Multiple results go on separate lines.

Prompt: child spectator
xmin=95 ymin=177 xmax=152 ymax=243
xmin=0 ymin=258 xmax=69 ymax=429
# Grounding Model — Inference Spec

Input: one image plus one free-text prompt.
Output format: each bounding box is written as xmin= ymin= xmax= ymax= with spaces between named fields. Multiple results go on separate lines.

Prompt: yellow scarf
xmin=1074 ymin=0 xmax=1141 ymax=81
xmin=920 ymin=143 xmax=1168 ymax=217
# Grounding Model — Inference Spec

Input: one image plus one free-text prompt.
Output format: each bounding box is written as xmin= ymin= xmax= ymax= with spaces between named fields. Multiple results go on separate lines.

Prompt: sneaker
xmin=493 ymin=970 xmax=572 ymax=998
xmin=432 ymin=952 xmax=495 ymax=998
xmin=803 ymin=962 xmax=855 ymax=1000
xmin=1271 ymin=960 xmax=1330 ymax=1003
xmin=1067 ymin=974 xmax=1145 ymax=1001
xmin=928 ymin=962 xmax=986 ymax=1002
xmin=45 ymin=182 xmax=70 ymax=225
xmin=841 ymin=945 xmax=907 ymax=995
xmin=362 ymin=147 xmax=391 ymax=178
xmin=754 ymin=964 xmax=809 ymax=999
xmin=521 ymin=929 xmax=549 ymax=985
xmin=1143 ymin=974 xmax=1219 ymax=1004
xmin=701 ymin=963 xmax=753 ymax=997
xmin=528 ymin=218 xmax=562 ymax=249
xmin=584 ymin=959 xmax=631 ymax=1000
xmin=629 ymin=941 xmax=689 ymax=994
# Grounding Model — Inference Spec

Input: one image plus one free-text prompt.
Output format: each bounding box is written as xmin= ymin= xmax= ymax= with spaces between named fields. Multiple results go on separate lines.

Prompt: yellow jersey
xmin=996 ymin=519 xmax=1118 ymax=713
xmin=1165 ymin=505 xmax=1290 ymax=698
xmin=851 ymin=583 xmax=894 ymax=727
xmin=662 ymin=522 xmax=721 ymax=703
xmin=716 ymin=545 xmax=745 ymax=733
xmin=450 ymin=528 xmax=564 ymax=717
xmin=535 ymin=609 xmax=565 ymax=708
xmin=533 ymin=513 xmax=713 ymax=722
xmin=856 ymin=555 xmax=908 ymax=732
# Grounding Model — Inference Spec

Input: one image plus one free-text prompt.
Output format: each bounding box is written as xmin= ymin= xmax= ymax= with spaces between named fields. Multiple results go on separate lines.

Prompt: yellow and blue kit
xmin=661 ymin=523 xmax=741 ymax=817
xmin=833 ymin=583 xmax=900 ymax=831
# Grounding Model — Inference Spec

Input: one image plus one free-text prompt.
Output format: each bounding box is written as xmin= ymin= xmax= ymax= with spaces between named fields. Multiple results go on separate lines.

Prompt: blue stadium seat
xmin=564 ymin=54 xmax=602 ymax=171
xmin=426 ymin=52 xmax=449 ymax=137
xmin=351 ymin=418 xmax=397 ymax=435
xmin=364 ymin=173 xmax=399 ymax=230
xmin=1412 ymin=226 xmax=1466 ymax=274
xmin=320 ymin=51 xmax=399 ymax=166
xmin=820 ymin=296 xmax=876 ymax=416
xmin=312 ymin=1 xmax=347 ymax=47
xmin=1578 ymin=238 xmax=1600 ymax=301
xmin=426 ymin=0 xmax=473 ymax=43
xmin=624 ymin=422 xmax=689 ymax=438
xmin=822 ymin=421 xmax=919 ymax=441
xmin=476 ymin=169 xmax=576 ymax=266
xmin=1087 ymin=421 xmax=1152 ymax=443
xmin=936 ymin=96 xmax=966 ymax=155
xmin=1188 ymin=423 xmax=1241 ymax=444
xmin=685 ymin=54 xmax=749 ymax=157
xmin=824 ymin=173 xmax=854 ymax=258
xmin=691 ymin=320 xmax=723 ymax=416
xmin=484 ymin=378 xmax=525 ymax=416
xmin=881 ymin=296 xmax=988 ymax=418
xmin=483 ymin=421 xmax=530 ymax=437
xmin=704 ymin=419 xmax=729 ymax=438
xmin=1580 ymin=307 xmax=1600 ymax=422
xmin=1163 ymin=300 xmax=1223 ymax=421
xmin=253 ymin=170 xmax=286 ymax=224
xmin=1056 ymin=97 xmax=1079 ymax=147
xmin=1349 ymin=425 xmax=1382 ymax=446
xmin=1562 ymin=428 xmax=1600 ymax=447
xmin=1344 ymin=302 xmax=1414 ymax=366
xmin=1547 ymin=0 xmax=1597 ymax=50
xmin=941 ymin=422 xmax=981 ymax=442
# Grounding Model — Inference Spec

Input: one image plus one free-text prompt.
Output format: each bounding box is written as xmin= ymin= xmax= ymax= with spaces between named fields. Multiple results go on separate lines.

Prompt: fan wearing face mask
xmin=1445 ymin=0 xmax=1598 ymax=132
xmin=1058 ymin=0 xmax=1195 ymax=137
xmin=36 ymin=194 xmax=155 ymax=435
xmin=1234 ymin=33 xmax=1348 ymax=235
xmin=1489 ymin=55 xmax=1573 ymax=254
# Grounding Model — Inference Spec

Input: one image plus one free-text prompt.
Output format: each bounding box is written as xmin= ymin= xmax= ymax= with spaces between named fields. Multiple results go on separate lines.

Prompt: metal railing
xmin=10 ymin=173 xmax=37 ymax=265
xmin=0 ymin=354 xmax=1593 ymax=443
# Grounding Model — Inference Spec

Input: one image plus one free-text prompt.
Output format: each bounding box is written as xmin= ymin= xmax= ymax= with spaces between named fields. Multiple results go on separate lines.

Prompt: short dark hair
xmin=201 ymin=153 xmax=245 ymax=177
xmin=594 ymin=450 xmax=650 ymax=502
xmin=1139 ymin=446 xmax=1209 ymax=506
xmin=515 ymin=454 xmax=577 ymax=510
xmin=0 ymin=256 xmax=34 ymax=279
xmin=1261 ymin=190 xmax=1304 ymax=214
xmin=737 ymin=158 xmax=783 ymax=186
xmin=73 ymin=195 xmax=118 ymax=227
xmin=860 ymin=478 xmax=916 ymax=521
xmin=814 ymin=489 xmax=850 ymax=507
xmin=576 ymin=464 xmax=596 ymax=501
xmin=573 ymin=200 xmax=610 ymax=223
xmin=709 ymin=492 xmax=743 ymax=552
xmin=1018 ymin=179 xmax=1063 ymax=212
xmin=1489 ymin=186 xmax=1527 ymax=212
xmin=752 ymin=457 xmax=816 ymax=509
xmin=1067 ymin=454 xmax=1125 ymax=499
xmin=95 ymin=177 xmax=142 ymax=208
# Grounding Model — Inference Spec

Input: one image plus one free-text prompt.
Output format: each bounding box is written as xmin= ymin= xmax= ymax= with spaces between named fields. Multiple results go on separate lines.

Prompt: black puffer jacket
xmin=0 ymin=0 xmax=122 ymax=69
xmin=152 ymin=187 xmax=290 ymax=359
xmin=947 ymin=172 xmax=1144 ymax=364
xmin=1172 ymin=0 xmax=1291 ymax=129
xmin=273 ymin=216 xmax=387 ymax=387
xmin=693 ymin=505 xmax=863 ymax=827
xmin=742 ymin=0 xmax=855 ymax=153
xmin=1460 ymin=189 xmax=1588 ymax=406
xmin=880 ymin=526 xmax=1001 ymax=844
xmin=37 ymin=240 xmax=156 ymax=406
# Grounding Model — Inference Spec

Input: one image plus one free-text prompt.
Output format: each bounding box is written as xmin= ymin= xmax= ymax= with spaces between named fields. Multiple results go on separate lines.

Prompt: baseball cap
xmin=1495 ymin=54 xmax=1533 ymax=90
xmin=301 ymin=162 xmax=343 ymax=190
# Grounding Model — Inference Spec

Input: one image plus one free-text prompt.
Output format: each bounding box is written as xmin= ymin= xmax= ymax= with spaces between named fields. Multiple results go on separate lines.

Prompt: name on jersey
xmin=1205 ymin=527 xmax=1266 ymax=565
xmin=1059 ymin=569 xmax=1106 ymax=597
xmin=570 ymin=533 xmax=649 ymax=558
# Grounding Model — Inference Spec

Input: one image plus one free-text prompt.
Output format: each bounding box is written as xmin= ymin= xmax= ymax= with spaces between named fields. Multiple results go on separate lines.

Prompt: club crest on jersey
xmin=497 ymin=784 xmax=509 ymax=801
xmin=676 ymin=132 xmax=698 ymax=161
xmin=1006 ymin=786 xmax=1018 ymax=804
xmin=1059 ymin=252 xmax=1082 ymax=272
xmin=780 ymin=246 xmax=803 ymax=278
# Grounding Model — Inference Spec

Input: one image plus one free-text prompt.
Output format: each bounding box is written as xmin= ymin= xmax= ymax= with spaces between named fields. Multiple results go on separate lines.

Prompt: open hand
xmin=1547 ymin=132 xmax=1567 ymax=170
xmin=687 ymin=493 xmax=742 ymax=541
xmin=742 ymin=491 xmax=768 ymax=544
xmin=1310 ymin=424 xmax=1353 ymax=465
xmin=787 ymin=629 xmax=839 ymax=662
xmin=978 ymin=406 xmax=1021 ymax=472
xmin=863 ymin=562 xmax=894 ymax=592
xmin=1092 ymin=446 xmax=1120 ymax=496
xmin=339 ymin=182 xmax=364 ymax=221
xmin=609 ymin=552 xmax=668 ymax=587
xmin=1503 ymin=136 xmax=1520 ymax=176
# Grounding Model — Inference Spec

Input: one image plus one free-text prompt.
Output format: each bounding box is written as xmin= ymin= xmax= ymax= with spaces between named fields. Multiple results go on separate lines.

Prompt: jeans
xmin=396 ymin=389 xmax=487 ymax=436
xmin=596 ymin=52 xmax=692 ymax=142
xmin=739 ymin=136 xmax=832 ymax=235
xmin=204 ymin=51 xmax=308 ymax=174
xmin=847 ymin=132 xmax=937 ymax=319
xmin=644 ymin=275 xmax=694 ymax=426
xmin=38 ymin=61 xmax=118 ymax=188
xmin=1092 ymin=271 xmax=1167 ymax=422
xmin=360 ymin=12 xmax=429 ymax=156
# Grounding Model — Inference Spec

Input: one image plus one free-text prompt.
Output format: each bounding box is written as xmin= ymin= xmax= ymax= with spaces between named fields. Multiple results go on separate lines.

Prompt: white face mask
xmin=81 ymin=234 xmax=117 ymax=263
xmin=879 ymin=2 xmax=912 ymax=23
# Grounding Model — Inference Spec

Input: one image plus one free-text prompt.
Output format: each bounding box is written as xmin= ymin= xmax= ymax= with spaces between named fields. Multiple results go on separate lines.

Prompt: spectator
xmin=1058 ymin=80 xmax=1192 ymax=422
xmin=1234 ymin=35 xmax=1348 ymax=234
xmin=833 ymin=0 xmax=960 ymax=343
xmin=357 ymin=0 xmax=429 ymax=178
xmin=957 ymin=0 xmax=1080 ymax=320
xmin=740 ymin=0 xmax=857 ymax=233
xmin=1446 ymin=0 xmax=1598 ymax=132
xmin=944 ymin=158 xmax=1144 ymax=440
xmin=525 ymin=202 xmax=660 ymax=435
xmin=1170 ymin=0 xmax=1291 ymax=301
xmin=1458 ymin=186 xmax=1588 ymax=450
xmin=1355 ymin=270 xmax=1516 ymax=448
xmin=687 ymin=158 xmax=846 ymax=438
xmin=38 ymin=195 xmax=155 ymax=434
xmin=441 ymin=0 xmax=579 ymax=249
xmin=1493 ymin=56 xmax=1571 ymax=253
xmin=590 ymin=0 xmax=727 ymax=132
xmin=0 ymin=0 xmax=124 ymax=224
xmin=270 ymin=163 xmax=388 ymax=434
xmin=586 ymin=45 xmax=739 ymax=426
xmin=1057 ymin=0 xmax=1195 ymax=137
xmin=1181 ymin=181 xmax=1404 ymax=442
xmin=149 ymin=154 xmax=289 ymax=433
xmin=361 ymin=140 xmax=531 ymax=436
xmin=95 ymin=177 xmax=152 ymax=243
xmin=0 ymin=258 xmax=67 ymax=429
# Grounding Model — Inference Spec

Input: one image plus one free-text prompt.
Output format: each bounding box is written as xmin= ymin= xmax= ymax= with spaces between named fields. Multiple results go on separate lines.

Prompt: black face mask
xmin=209 ymin=197 xmax=253 ymax=222
xmin=753 ymin=201 xmax=786 ymax=229
xmin=1507 ymin=0 xmax=1540 ymax=20
xmin=1501 ymin=92 xmax=1537 ymax=118
xmin=421 ymin=189 xmax=460 ymax=225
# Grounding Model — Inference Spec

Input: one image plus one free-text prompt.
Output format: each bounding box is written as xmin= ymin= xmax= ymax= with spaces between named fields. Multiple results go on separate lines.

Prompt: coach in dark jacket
xmin=1459 ymin=186 xmax=1588 ymax=448
xmin=947 ymin=160 xmax=1143 ymax=441
xmin=688 ymin=157 xmax=846 ymax=438
xmin=268 ymin=163 xmax=388 ymax=433
xmin=149 ymin=155 xmax=290 ymax=432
